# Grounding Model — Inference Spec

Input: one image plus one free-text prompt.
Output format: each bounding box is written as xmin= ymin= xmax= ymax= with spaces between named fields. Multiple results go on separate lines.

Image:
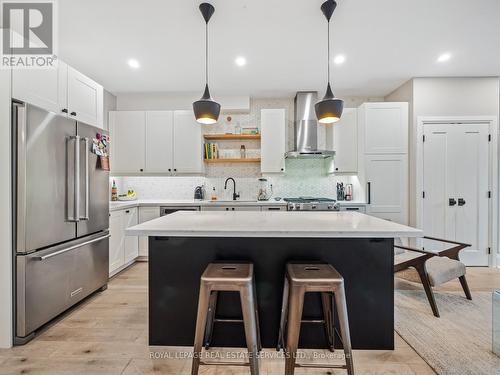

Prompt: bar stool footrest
xmin=200 ymin=361 xmax=250 ymax=367
xmin=213 ymin=318 xmax=244 ymax=323
xmin=295 ymin=363 xmax=347 ymax=369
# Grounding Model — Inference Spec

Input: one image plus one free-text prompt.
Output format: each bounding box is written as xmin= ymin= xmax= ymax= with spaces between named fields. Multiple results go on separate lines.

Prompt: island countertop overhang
xmin=126 ymin=211 xmax=423 ymax=238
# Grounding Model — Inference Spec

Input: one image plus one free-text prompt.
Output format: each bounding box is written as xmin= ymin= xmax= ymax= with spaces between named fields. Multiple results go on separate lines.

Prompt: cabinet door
xmin=145 ymin=111 xmax=174 ymax=173
xmin=361 ymin=103 xmax=408 ymax=154
xmin=173 ymin=111 xmax=204 ymax=174
xmin=326 ymin=108 xmax=357 ymax=173
xmin=261 ymin=109 xmax=286 ymax=173
xmin=109 ymin=111 xmax=146 ymax=173
xmin=67 ymin=66 xmax=104 ymax=127
xmin=12 ymin=60 xmax=67 ymax=114
xmin=123 ymin=208 xmax=139 ymax=264
xmin=366 ymin=154 xmax=407 ymax=224
xmin=138 ymin=207 xmax=160 ymax=257
xmin=109 ymin=210 xmax=125 ymax=274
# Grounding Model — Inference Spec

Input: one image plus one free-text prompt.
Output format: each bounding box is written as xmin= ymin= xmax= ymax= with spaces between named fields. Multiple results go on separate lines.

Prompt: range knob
xmin=327 ymin=205 xmax=333 ymax=210
xmin=311 ymin=205 xmax=317 ymax=210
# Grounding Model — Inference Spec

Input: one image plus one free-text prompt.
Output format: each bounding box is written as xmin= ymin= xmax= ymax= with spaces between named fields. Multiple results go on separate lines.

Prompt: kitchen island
xmin=126 ymin=211 xmax=422 ymax=350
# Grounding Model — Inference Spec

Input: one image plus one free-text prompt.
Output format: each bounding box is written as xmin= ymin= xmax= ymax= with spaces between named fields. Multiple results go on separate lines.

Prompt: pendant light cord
xmin=327 ymin=20 xmax=330 ymax=84
xmin=205 ymin=22 xmax=209 ymax=86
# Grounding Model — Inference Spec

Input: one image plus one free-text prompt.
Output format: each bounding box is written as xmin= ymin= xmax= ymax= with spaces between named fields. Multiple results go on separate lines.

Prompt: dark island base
xmin=149 ymin=236 xmax=394 ymax=350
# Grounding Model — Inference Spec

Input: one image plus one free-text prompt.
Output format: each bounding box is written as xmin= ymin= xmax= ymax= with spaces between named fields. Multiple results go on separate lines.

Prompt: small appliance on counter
xmin=336 ymin=183 xmax=353 ymax=201
xmin=345 ymin=184 xmax=353 ymax=201
xmin=257 ymin=178 xmax=273 ymax=201
xmin=194 ymin=185 xmax=206 ymax=200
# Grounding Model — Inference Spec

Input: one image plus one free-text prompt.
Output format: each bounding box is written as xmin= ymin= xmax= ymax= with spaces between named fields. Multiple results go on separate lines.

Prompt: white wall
xmin=0 ymin=68 xmax=12 ymax=348
xmin=102 ymin=90 xmax=117 ymax=130
xmin=386 ymin=77 xmax=500 ymax=228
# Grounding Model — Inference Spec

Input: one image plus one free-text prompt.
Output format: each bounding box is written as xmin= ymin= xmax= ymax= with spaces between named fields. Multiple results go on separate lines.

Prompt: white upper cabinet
xmin=12 ymin=60 xmax=104 ymax=128
xmin=67 ymin=66 xmax=104 ymax=127
xmin=365 ymin=154 xmax=408 ymax=224
xmin=172 ymin=110 xmax=204 ymax=174
xmin=359 ymin=102 xmax=408 ymax=154
xmin=145 ymin=111 xmax=174 ymax=173
xmin=261 ymin=109 xmax=286 ymax=174
xmin=110 ymin=110 xmax=204 ymax=175
xmin=109 ymin=111 xmax=146 ymax=174
xmin=12 ymin=60 xmax=68 ymax=115
xmin=326 ymin=108 xmax=357 ymax=173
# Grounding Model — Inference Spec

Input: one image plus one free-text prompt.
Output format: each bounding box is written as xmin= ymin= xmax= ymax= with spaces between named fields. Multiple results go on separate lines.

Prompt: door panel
xmin=76 ymin=123 xmax=109 ymax=237
xmin=124 ymin=208 xmax=139 ymax=263
xmin=454 ymin=125 xmax=489 ymax=265
xmin=366 ymin=154 xmax=407 ymax=224
xmin=138 ymin=207 xmax=160 ymax=257
xmin=422 ymin=125 xmax=454 ymax=252
xmin=423 ymin=123 xmax=490 ymax=265
xmin=146 ymin=111 xmax=174 ymax=173
xmin=20 ymin=104 xmax=77 ymax=253
xmin=109 ymin=210 xmax=125 ymax=274
xmin=67 ymin=67 xmax=104 ymax=127
xmin=173 ymin=111 xmax=204 ymax=173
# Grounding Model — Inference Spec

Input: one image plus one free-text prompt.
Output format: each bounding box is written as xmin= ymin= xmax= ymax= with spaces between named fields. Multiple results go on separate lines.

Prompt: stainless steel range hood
xmin=285 ymin=91 xmax=335 ymax=159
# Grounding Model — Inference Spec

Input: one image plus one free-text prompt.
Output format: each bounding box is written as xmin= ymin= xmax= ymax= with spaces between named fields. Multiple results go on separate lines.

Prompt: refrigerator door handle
xmin=35 ymin=233 xmax=111 ymax=261
xmin=15 ymin=103 xmax=27 ymax=252
xmin=80 ymin=137 xmax=90 ymax=221
xmin=68 ymin=135 xmax=81 ymax=222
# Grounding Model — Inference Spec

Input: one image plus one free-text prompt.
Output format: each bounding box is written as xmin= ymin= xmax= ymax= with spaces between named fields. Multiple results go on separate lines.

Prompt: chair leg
xmin=252 ymin=279 xmax=263 ymax=352
xmin=415 ymin=263 xmax=440 ymax=318
xmin=240 ymin=285 xmax=260 ymax=375
xmin=285 ymin=285 xmax=305 ymax=375
xmin=203 ymin=291 xmax=218 ymax=349
xmin=191 ymin=283 xmax=211 ymax=375
xmin=334 ymin=283 xmax=354 ymax=375
xmin=277 ymin=275 xmax=290 ymax=351
xmin=459 ymin=275 xmax=472 ymax=300
xmin=321 ymin=292 xmax=335 ymax=352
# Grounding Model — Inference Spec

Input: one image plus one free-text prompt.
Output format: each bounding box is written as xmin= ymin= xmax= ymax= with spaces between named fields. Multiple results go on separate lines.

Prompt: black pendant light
xmin=193 ymin=2 xmax=220 ymax=125
xmin=315 ymin=0 xmax=344 ymax=124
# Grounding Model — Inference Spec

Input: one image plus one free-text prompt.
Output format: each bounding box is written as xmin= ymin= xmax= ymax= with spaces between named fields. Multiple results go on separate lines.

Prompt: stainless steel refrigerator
xmin=13 ymin=102 xmax=110 ymax=344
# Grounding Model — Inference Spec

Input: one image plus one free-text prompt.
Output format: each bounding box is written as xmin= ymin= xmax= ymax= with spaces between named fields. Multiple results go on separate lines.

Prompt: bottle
xmin=240 ymin=145 xmax=246 ymax=159
xmin=111 ymin=179 xmax=118 ymax=201
xmin=211 ymin=186 xmax=217 ymax=201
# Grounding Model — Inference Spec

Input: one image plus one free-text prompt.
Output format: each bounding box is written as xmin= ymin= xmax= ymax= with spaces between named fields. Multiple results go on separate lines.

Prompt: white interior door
xmin=423 ymin=123 xmax=490 ymax=265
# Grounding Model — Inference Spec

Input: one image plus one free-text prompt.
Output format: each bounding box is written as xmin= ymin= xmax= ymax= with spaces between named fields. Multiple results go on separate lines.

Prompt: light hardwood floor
xmin=1 ymin=262 xmax=498 ymax=375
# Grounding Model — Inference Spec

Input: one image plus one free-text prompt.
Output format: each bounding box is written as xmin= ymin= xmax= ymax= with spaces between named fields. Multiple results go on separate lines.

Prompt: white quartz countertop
xmin=126 ymin=211 xmax=422 ymax=238
xmin=109 ymin=199 xmax=288 ymax=211
xmin=109 ymin=199 xmax=366 ymax=212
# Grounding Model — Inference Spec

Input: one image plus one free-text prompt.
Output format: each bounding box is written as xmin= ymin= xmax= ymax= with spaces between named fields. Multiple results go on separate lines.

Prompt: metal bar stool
xmin=191 ymin=263 xmax=261 ymax=375
xmin=277 ymin=263 xmax=354 ymax=375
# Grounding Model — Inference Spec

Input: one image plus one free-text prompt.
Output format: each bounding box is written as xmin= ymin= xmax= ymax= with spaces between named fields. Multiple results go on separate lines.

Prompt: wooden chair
xmin=394 ymin=236 xmax=472 ymax=317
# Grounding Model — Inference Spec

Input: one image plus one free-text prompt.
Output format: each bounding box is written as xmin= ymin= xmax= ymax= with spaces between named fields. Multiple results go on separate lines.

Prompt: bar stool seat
xmin=191 ymin=263 xmax=261 ymax=375
xmin=278 ymin=263 xmax=354 ymax=375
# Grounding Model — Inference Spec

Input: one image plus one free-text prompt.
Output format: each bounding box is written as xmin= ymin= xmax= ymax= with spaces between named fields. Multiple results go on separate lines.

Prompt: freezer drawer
xmin=16 ymin=232 xmax=109 ymax=338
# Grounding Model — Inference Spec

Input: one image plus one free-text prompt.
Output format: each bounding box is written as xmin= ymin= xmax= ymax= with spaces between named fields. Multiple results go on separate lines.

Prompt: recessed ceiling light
xmin=334 ymin=54 xmax=346 ymax=65
xmin=437 ymin=53 xmax=451 ymax=63
xmin=128 ymin=59 xmax=140 ymax=69
xmin=235 ymin=56 xmax=247 ymax=67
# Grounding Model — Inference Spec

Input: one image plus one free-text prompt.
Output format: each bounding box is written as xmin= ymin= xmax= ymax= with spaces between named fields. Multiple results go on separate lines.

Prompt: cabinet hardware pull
xmin=449 ymin=198 xmax=457 ymax=206
xmin=70 ymin=111 xmax=77 ymax=116
xmin=367 ymin=182 xmax=371 ymax=204
xmin=62 ymin=108 xmax=68 ymax=113
xmin=457 ymin=198 xmax=466 ymax=206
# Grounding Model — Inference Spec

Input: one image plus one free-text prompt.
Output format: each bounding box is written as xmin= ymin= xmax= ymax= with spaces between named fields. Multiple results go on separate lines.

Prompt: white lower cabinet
xmin=109 ymin=207 xmax=138 ymax=276
xmin=138 ymin=207 xmax=161 ymax=258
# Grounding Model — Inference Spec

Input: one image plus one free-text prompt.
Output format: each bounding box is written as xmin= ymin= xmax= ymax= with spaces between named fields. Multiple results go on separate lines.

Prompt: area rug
xmin=395 ymin=290 xmax=500 ymax=375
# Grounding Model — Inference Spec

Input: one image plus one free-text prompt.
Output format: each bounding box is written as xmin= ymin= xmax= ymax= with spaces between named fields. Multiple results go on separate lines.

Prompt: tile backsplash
xmin=112 ymin=159 xmax=363 ymax=201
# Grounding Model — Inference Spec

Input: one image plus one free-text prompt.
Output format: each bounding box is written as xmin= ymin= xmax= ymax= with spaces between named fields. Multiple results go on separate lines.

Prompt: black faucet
xmin=224 ymin=177 xmax=240 ymax=201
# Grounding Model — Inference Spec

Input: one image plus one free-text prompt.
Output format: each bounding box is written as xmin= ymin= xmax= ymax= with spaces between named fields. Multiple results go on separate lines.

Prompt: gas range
xmin=284 ymin=197 xmax=340 ymax=211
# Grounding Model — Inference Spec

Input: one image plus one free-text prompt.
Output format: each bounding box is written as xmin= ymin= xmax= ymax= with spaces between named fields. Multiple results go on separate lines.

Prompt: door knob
xmin=458 ymin=198 xmax=466 ymax=206
xmin=449 ymin=198 xmax=457 ymax=206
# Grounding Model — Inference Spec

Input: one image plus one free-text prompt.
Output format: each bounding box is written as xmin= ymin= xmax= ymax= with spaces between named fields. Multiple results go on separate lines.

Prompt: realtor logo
xmin=1 ymin=0 xmax=57 ymax=68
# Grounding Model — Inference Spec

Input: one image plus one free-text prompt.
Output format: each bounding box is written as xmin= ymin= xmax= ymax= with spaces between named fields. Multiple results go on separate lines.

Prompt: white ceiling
xmin=58 ymin=0 xmax=500 ymax=97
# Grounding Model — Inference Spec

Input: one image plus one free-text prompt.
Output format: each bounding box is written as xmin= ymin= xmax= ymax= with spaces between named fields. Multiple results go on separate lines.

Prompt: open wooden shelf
xmin=204 ymin=158 xmax=261 ymax=163
xmin=203 ymin=134 xmax=261 ymax=140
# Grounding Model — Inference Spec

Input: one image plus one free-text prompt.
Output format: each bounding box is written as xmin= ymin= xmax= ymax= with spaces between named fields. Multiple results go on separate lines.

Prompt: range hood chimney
xmin=285 ymin=91 xmax=335 ymax=159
